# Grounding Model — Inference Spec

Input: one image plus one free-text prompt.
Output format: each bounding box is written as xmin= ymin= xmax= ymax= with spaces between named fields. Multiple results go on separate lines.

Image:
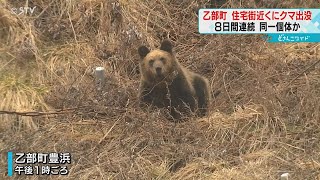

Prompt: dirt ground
xmin=0 ymin=0 xmax=320 ymax=179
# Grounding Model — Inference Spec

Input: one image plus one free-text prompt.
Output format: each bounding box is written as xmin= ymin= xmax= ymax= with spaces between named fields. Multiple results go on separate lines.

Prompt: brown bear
xmin=138 ymin=40 xmax=211 ymax=120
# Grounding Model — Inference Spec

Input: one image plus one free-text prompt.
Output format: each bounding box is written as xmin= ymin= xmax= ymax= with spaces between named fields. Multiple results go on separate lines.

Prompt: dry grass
xmin=1 ymin=0 xmax=320 ymax=179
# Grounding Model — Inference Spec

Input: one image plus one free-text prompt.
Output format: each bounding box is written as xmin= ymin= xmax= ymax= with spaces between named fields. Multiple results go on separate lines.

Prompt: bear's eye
xmin=160 ymin=57 xmax=166 ymax=63
xmin=149 ymin=59 xmax=154 ymax=66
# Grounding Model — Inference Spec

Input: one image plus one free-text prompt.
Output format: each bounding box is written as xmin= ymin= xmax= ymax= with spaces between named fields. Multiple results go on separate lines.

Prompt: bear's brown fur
xmin=138 ymin=40 xmax=211 ymax=120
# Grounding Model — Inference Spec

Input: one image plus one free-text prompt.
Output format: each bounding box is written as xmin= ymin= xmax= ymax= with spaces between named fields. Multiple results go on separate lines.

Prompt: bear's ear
xmin=160 ymin=39 xmax=173 ymax=53
xmin=138 ymin=46 xmax=150 ymax=59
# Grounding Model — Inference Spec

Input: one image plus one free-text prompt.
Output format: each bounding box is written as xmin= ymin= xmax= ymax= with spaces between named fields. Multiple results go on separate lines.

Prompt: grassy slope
xmin=0 ymin=0 xmax=319 ymax=179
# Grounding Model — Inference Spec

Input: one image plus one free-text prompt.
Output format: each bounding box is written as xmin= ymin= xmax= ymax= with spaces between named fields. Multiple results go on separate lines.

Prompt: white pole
xmin=280 ymin=173 xmax=289 ymax=180
xmin=95 ymin=67 xmax=106 ymax=90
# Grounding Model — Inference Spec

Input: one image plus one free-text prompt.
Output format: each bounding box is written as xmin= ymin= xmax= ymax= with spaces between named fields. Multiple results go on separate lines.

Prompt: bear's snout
xmin=156 ymin=67 xmax=162 ymax=75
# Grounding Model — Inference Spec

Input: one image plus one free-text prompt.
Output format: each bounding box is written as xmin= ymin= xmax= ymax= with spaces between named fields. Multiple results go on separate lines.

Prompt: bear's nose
xmin=156 ymin=67 xmax=162 ymax=75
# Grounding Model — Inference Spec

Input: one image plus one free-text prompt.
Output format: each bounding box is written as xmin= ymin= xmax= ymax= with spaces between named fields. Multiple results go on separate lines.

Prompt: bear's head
xmin=138 ymin=40 xmax=177 ymax=82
